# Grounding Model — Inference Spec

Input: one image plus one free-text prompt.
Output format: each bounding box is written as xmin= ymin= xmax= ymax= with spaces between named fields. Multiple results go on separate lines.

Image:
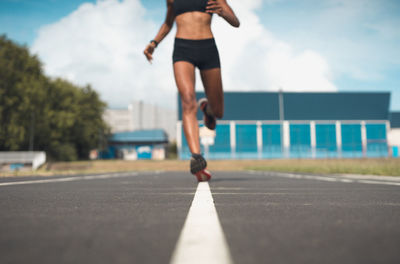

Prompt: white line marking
xmin=248 ymin=171 xmax=400 ymax=187
xmin=338 ymin=179 xmax=355 ymax=183
xmin=170 ymin=182 xmax=233 ymax=264
xmin=0 ymin=172 xmax=138 ymax=187
xmin=357 ymin=180 xmax=400 ymax=186
xmin=338 ymin=174 xmax=400 ymax=182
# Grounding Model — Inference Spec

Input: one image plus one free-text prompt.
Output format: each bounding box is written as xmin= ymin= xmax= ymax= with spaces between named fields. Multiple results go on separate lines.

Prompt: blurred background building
xmin=103 ymin=107 xmax=135 ymax=133
xmin=103 ymin=101 xmax=176 ymax=139
xmin=389 ymin=112 xmax=400 ymax=157
xmin=102 ymin=101 xmax=175 ymax=160
xmin=177 ymin=91 xmax=399 ymax=160
xmin=100 ymin=129 xmax=168 ymax=160
xmin=0 ymin=152 xmax=46 ymax=171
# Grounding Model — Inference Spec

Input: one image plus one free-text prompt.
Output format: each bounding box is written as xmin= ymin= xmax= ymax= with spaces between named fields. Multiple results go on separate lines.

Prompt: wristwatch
xmin=150 ymin=40 xmax=159 ymax=48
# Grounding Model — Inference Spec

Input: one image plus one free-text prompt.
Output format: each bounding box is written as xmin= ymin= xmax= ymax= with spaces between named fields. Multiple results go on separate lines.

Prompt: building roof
xmin=390 ymin=112 xmax=400 ymax=128
xmin=109 ymin=129 xmax=168 ymax=144
xmin=178 ymin=92 xmax=391 ymax=121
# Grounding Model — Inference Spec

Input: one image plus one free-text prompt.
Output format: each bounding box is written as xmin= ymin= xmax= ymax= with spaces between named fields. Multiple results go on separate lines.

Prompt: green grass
xmin=247 ymin=158 xmax=400 ymax=176
xmin=1 ymin=158 xmax=399 ymax=178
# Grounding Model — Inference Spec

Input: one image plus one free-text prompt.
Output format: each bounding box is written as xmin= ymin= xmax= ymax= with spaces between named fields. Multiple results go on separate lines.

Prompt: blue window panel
xmin=10 ymin=164 xmax=24 ymax=171
xmin=341 ymin=124 xmax=362 ymax=157
xmin=209 ymin=124 xmax=231 ymax=153
xmin=366 ymin=124 xmax=386 ymax=140
xmin=100 ymin=146 xmax=116 ymax=159
xmin=236 ymin=124 xmax=258 ymax=153
xmin=262 ymin=124 xmax=282 ymax=158
xmin=208 ymin=124 xmax=231 ymax=159
xmin=366 ymin=124 xmax=388 ymax=157
xmin=136 ymin=145 xmax=153 ymax=160
xmin=316 ymin=124 xmax=337 ymax=158
xmin=393 ymin=146 xmax=399 ymax=158
xmin=290 ymin=124 xmax=311 ymax=158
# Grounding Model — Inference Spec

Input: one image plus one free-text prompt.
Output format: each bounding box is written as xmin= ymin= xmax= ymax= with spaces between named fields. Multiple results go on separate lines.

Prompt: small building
xmin=101 ymin=129 xmax=168 ymax=160
xmin=389 ymin=112 xmax=400 ymax=157
xmin=0 ymin=151 xmax=46 ymax=171
xmin=177 ymin=91 xmax=394 ymax=160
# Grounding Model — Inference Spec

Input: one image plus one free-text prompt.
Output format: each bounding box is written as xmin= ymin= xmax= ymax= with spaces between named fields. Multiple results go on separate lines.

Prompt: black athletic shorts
xmin=173 ymin=38 xmax=221 ymax=70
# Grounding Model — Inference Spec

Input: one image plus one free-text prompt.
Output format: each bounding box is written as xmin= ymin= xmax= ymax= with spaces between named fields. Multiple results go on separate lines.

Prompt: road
xmin=1 ymin=171 xmax=400 ymax=264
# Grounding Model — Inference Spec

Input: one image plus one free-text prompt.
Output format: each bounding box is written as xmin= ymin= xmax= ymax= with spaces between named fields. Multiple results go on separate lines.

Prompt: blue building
xmin=389 ymin=112 xmax=400 ymax=158
xmin=177 ymin=92 xmax=393 ymax=160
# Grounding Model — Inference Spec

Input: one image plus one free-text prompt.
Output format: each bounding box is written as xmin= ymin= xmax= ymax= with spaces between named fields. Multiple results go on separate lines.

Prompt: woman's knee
xmin=181 ymin=93 xmax=197 ymax=114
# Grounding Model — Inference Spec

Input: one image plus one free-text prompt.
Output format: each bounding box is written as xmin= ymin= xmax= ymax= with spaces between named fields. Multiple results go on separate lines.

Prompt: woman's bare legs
xmin=174 ymin=61 xmax=200 ymax=155
xmin=173 ymin=64 xmax=220 ymax=181
xmin=200 ymin=68 xmax=224 ymax=118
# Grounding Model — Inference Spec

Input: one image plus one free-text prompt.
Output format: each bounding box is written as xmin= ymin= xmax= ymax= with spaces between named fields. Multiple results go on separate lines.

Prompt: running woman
xmin=144 ymin=0 xmax=240 ymax=182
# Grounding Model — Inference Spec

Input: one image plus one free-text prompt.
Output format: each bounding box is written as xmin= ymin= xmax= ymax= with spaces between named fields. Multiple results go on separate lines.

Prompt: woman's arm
xmin=144 ymin=0 xmax=175 ymax=63
xmin=206 ymin=0 xmax=240 ymax=28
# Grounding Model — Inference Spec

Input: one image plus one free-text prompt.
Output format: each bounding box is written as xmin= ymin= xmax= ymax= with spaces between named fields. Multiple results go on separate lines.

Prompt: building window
xmin=366 ymin=123 xmax=388 ymax=157
xmin=290 ymin=124 xmax=311 ymax=158
xmin=316 ymin=124 xmax=337 ymax=158
xmin=341 ymin=124 xmax=362 ymax=157
xmin=236 ymin=124 xmax=258 ymax=158
xmin=209 ymin=124 xmax=231 ymax=159
xmin=262 ymin=124 xmax=282 ymax=158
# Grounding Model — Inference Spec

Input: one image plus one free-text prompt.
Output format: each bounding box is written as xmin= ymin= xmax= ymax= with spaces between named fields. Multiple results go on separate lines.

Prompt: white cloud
xmin=32 ymin=0 xmax=337 ymax=110
xmin=210 ymin=0 xmax=336 ymax=92
xmin=270 ymin=0 xmax=400 ymax=82
xmin=32 ymin=0 xmax=176 ymax=108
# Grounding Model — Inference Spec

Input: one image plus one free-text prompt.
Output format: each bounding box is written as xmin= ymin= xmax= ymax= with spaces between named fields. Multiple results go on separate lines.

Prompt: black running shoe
xmin=198 ymin=98 xmax=216 ymax=130
xmin=190 ymin=154 xmax=212 ymax=182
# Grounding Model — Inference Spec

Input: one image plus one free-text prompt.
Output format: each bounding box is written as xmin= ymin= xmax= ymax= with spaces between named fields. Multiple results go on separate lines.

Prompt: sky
xmin=1 ymin=0 xmax=399 ymax=111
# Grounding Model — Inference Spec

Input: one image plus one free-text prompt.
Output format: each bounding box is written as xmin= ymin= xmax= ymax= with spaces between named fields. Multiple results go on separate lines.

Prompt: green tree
xmin=0 ymin=35 xmax=45 ymax=150
xmin=0 ymin=35 xmax=109 ymax=161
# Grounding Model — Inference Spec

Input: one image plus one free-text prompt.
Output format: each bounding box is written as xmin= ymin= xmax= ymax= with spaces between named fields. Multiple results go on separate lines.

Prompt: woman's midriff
xmin=175 ymin=12 xmax=213 ymax=40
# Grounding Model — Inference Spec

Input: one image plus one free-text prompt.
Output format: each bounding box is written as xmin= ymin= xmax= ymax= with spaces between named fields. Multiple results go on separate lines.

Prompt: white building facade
xmin=103 ymin=101 xmax=177 ymax=141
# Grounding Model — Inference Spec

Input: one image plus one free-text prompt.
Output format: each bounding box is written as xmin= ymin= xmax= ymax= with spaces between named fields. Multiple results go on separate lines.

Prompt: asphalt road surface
xmin=1 ymin=171 xmax=400 ymax=264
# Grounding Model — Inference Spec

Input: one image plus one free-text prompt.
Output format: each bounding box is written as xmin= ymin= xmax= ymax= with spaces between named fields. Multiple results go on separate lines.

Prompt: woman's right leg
xmin=173 ymin=61 xmax=200 ymax=155
xmin=174 ymin=61 xmax=212 ymax=181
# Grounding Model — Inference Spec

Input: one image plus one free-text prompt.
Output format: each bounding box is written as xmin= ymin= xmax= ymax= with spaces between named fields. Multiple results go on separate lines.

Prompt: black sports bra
xmin=173 ymin=0 xmax=212 ymax=16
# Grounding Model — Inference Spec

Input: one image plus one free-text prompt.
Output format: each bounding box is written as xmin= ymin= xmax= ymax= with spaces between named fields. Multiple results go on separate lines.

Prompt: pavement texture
xmin=1 ymin=171 xmax=400 ymax=264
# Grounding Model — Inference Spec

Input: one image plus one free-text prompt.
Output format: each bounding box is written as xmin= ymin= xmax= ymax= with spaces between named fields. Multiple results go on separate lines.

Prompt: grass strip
xmin=247 ymin=158 xmax=400 ymax=176
xmin=1 ymin=158 xmax=399 ymax=178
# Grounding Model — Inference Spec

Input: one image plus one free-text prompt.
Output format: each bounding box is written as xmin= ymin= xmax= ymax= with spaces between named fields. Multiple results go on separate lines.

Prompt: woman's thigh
xmin=174 ymin=61 xmax=196 ymax=104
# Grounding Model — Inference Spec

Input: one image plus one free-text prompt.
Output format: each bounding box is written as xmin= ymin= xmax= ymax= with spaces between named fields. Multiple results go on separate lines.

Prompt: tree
xmin=0 ymin=35 xmax=109 ymax=161
xmin=0 ymin=35 xmax=45 ymax=150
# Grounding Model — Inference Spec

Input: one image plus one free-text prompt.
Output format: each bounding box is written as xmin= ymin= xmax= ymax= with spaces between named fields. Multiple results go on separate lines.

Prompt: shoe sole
xmin=195 ymin=169 xmax=212 ymax=182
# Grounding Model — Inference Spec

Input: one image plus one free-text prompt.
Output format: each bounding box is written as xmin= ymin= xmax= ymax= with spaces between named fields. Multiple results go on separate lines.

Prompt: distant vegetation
xmin=0 ymin=35 xmax=109 ymax=161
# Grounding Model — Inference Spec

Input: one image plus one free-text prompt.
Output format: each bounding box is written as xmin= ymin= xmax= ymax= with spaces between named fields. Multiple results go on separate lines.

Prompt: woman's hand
xmin=206 ymin=0 xmax=240 ymax=27
xmin=206 ymin=0 xmax=223 ymax=16
xmin=143 ymin=42 xmax=157 ymax=63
